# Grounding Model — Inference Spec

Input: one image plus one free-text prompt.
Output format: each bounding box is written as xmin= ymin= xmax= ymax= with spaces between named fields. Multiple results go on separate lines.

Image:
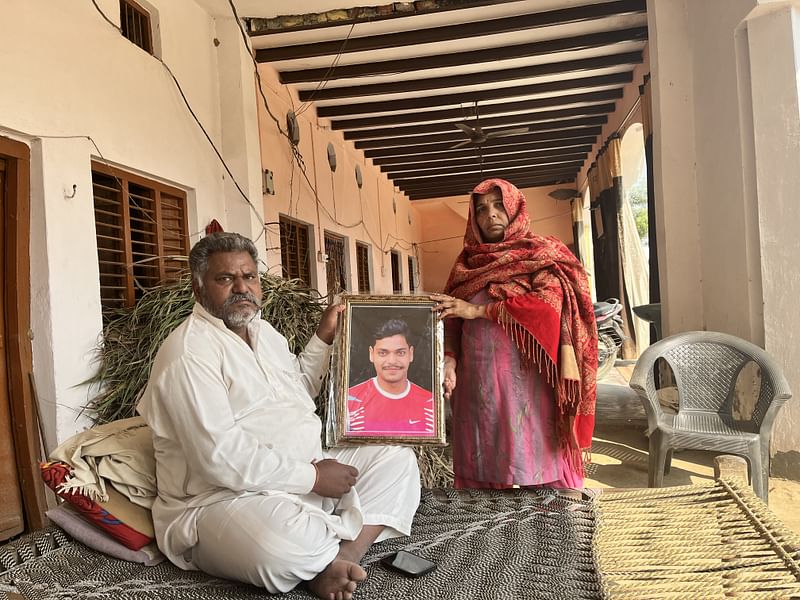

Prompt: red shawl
xmin=444 ymin=178 xmax=598 ymax=459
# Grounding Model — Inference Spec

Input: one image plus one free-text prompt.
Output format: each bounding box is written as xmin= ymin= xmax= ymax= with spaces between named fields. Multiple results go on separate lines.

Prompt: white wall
xmin=648 ymin=0 xmax=800 ymax=474
xmin=648 ymin=0 xmax=760 ymax=339
xmin=690 ymin=0 xmax=763 ymax=342
xmin=0 ymin=1 xmax=263 ymax=445
xmin=647 ymin=0 xmax=704 ymax=336
xmin=743 ymin=1 xmax=800 ymax=475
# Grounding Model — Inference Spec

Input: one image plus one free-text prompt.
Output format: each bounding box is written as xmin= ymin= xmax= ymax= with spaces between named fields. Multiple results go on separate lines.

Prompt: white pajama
xmin=137 ymin=304 xmax=420 ymax=593
xmin=192 ymin=445 xmax=419 ymax=592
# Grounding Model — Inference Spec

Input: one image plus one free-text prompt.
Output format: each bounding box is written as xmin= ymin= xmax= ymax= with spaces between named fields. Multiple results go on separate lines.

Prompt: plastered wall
xmin=0 ymin=0 xmax=263 ymax=445
xmin=255 ymin=65 xmax=423 ymax=295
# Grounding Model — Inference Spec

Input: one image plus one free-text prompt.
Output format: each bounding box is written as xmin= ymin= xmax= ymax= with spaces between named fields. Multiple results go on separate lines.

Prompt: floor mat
xmin=0 ymin=488 xmax=599 ymax=600
xmin=6 ymin=481 xmax=797 ymax=599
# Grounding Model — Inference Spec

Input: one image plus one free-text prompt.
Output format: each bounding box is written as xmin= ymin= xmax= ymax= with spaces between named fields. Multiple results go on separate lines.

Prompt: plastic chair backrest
xmin=634 ymin=332 xmax=786 ymax=430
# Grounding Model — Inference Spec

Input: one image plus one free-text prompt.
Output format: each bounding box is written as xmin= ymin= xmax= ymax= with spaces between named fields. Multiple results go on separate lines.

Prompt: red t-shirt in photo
xmin=347 ymin=377 xmax=434 ymax=436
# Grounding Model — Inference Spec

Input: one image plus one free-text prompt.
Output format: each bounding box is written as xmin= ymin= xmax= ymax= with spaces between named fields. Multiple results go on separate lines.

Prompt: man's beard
xmin=201 ymin=291 xmax=261 ymax=330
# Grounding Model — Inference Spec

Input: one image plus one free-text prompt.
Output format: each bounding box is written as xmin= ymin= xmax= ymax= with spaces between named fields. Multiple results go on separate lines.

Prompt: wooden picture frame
xmin=328 ymin=295 xmax=446 ymax=446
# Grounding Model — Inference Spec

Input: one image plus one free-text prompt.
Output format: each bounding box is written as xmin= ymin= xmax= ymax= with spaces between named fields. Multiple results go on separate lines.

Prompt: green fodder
xmin=87 ymin=274 xmax=324 ymax=424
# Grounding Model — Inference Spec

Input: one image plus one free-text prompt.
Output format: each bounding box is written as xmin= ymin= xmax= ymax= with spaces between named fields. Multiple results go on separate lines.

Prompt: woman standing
xmin=432 ymin=178 xmax=597 ymax=489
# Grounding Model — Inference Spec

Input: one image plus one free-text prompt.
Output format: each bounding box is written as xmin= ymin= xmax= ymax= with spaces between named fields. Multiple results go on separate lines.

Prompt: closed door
xmin=0 ymin=157 xmax=24 ymax=541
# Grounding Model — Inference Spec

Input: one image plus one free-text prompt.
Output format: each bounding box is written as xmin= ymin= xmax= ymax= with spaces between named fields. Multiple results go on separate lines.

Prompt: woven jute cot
xmin=1 ymin=478 xmax=798 ymax=600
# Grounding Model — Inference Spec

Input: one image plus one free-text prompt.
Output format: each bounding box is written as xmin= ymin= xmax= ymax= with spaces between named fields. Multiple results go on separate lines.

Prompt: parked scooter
xmin=594 ymin=298 xmax=625 ymax=379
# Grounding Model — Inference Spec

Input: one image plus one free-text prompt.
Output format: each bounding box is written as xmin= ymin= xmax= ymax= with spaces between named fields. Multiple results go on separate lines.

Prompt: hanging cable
xmin=88 ymin=0 xmax=269 ymax=239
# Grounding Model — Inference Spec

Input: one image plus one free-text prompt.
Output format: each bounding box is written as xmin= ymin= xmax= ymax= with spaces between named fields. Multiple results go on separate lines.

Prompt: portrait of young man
xmin=346 ymin=318 xmax=435 ymax=437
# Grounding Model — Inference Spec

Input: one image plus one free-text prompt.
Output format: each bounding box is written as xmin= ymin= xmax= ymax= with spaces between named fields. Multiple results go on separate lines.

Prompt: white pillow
xmin=46 ymin=504 xmax=164 ymax=566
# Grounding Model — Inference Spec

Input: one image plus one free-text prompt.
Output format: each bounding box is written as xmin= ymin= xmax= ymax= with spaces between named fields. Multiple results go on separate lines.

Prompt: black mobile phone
xmin=380 ymin=550 xmax=437 ymax=577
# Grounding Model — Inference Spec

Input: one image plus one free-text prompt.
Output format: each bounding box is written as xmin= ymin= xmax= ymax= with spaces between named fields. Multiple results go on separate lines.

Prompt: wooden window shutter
xmin=407 ymin=256 xmax=417 ymax=293
xmin=92 ymin=164 xmax=188 ymax=316
xmin=390 ymin=250 xmax=402 ymax=293
xmin=324 ymin=232 xmax=347 ymax=300
xmin=120 ymin=0 xmax=153 ymax=54
xmin=279 ymin=216 xmax=311 ymax=287
xmin=356 ymin=242 xmax=370 ymax=293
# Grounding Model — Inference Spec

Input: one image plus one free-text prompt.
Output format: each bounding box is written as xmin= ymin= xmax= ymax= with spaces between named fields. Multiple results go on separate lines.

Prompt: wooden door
xmin=0 ymin=157 xmax=24 ymax=541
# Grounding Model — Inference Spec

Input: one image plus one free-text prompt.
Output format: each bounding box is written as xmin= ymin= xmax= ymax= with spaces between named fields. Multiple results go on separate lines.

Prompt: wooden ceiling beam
xmin=247 ymin=1 xmax=508 ymax=36
xmin=329 ymin=89 xmax=623 ymax=130
xmin=354 ymin=117 xmax=607 ymax=150
xmin=280 ymin=27 xmax=647 ymax=84
xmin=343 ymin=104 xmax=615 ymax=141
xmin=403 ymin=174 xmax=576 ymax=199
xmin=379 ymin=146 xmax=592 ymax=172
xmin=364 ymin=129 xmax=601 ymax=158
xmin=254 ymin=0 xmax=646 ymax=61
xmin=298 ymin=51 xmax=643 ymax=101
xmin=407 ymin=177 xmax=568 ymax=200
xmin=382 ymin=152 xmax=589 ymax=178
xmin=316 ymin=72 xmax=633 ymax=117
xmin=395 ymin=163 xmax=584 ymax=188
xmin=395 ymin=170 xmax=584 ymax=193
xmin=371 ymin=141 xmax=596 ymax=166
xmin=398 ymin=174 xmax=579 ymax=196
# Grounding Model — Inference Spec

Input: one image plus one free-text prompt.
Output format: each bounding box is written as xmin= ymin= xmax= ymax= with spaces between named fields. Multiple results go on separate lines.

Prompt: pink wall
xmin=414 ymin=183 xmax=576 ymax=293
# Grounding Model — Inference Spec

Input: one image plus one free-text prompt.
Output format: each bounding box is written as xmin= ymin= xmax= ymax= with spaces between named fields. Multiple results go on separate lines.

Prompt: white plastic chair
xmin=629 ymin=331 xmax=792 ymax=502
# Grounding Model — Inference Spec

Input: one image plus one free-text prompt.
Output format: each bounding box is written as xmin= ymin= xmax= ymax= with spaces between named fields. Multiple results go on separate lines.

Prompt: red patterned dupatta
xmin=444 ymin=179 xmax=598 ymax=464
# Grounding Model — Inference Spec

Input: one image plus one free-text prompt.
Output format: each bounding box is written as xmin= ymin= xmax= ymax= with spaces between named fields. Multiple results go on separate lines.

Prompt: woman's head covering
xmin=465 ymin=178 xmax=531 ymax=246
xmin=446 ymin=178 xmax=580 ymax=301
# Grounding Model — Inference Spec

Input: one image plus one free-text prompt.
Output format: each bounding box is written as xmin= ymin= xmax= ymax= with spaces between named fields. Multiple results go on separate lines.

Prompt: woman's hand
xmin=443 ymin=355 xmax=457 ymax=400
xmin=430 ymin=293 xmax=486 ymax=320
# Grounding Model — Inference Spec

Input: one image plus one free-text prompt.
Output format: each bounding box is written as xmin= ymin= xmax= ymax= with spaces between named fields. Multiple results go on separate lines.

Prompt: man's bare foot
xmin=308 ymin=558 xmax=367 ymax=600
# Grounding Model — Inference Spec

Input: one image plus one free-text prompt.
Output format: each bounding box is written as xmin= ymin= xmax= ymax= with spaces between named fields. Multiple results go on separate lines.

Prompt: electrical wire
xmin=88 ymin=0 xmax=270 ymax=241
xmin=0 ymin=128 xmax=210 ymax=242
xmin=93 ymin=0 xmax=470 ymax=275
xmin=227 ymin=3 xmax=408 ymax=256
xmin=295 ymin=24 xmax=356 ymax=117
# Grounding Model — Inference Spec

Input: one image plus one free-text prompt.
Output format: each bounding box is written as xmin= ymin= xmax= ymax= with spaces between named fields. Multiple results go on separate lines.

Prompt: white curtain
xmin=618 ymin=193 xmax=649 ymax=356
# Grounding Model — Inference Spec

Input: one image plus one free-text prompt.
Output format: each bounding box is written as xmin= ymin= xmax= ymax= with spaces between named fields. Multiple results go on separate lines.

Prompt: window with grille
xmin=279 ymin=215 xmax=312 ymax=287
xmin=407 ymin=256 xmax=417 ymax=293
xmin=92 ymin=163 xmax=188 ymax=315
xmin=120 ymin=0 xmax=153 ymax=54
xmin=324 ymin=232 xmax=347 ymax=301
xmin=355 ymin=242 xmax=371 ymax=294
xmin=390 ymin=250 xmax=402 ymax=293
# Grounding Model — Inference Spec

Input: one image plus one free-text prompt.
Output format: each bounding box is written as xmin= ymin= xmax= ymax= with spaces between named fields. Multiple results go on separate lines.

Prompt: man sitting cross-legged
xmin=137 ymin=232 xmax=420 ymax=600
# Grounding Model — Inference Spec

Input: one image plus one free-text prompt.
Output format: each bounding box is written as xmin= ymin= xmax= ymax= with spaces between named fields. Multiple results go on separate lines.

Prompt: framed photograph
xmin=329 ymin=295 xmax=446 ymax=446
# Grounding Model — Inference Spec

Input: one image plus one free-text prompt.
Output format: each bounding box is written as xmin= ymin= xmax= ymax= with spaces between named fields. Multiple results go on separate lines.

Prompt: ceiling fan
xmin=451 ymin=101 xmax=529 ymax=149
xmin=548 ymin=188 xmax=581 ymax=201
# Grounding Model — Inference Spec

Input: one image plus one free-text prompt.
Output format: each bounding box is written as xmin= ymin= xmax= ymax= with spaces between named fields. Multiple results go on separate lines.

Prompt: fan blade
xmin=548 ymin=188 xmax=580 ymax=201
xmin=450 ymin=140 xmax=473 ymax=149
xmin=453 ymin=123 xmax=476 ymax=135
xmin=485 ymin=127 xmax=529 ymax=139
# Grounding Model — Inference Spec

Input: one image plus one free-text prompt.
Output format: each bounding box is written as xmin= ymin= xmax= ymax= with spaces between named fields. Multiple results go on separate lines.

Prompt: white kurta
xmin=137 ymin=303 xmax=420 ymax=592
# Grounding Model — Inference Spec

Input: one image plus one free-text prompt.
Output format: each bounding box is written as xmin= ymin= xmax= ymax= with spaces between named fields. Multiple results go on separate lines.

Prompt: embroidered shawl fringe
xmin=495 ymin=305 xmax=581 ymax=414
xmin=57 ymin=476 xmax=109 ymax=503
